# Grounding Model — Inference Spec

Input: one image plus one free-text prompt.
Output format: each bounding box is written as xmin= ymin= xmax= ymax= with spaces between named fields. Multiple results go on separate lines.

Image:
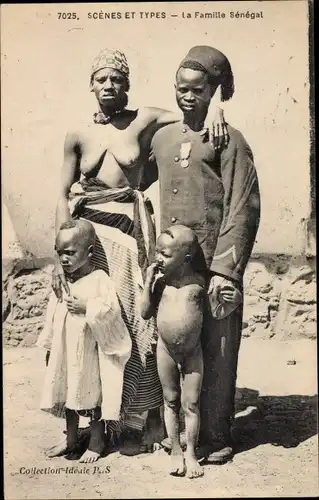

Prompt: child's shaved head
xmin=58 ymin=220 xmax=96 ymax=247
xmin=161 ymin=224 xmax=198 ymax=258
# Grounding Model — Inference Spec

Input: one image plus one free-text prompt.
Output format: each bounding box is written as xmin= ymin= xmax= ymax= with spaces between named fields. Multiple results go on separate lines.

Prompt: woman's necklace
xmin=93 ymin=109 xmax=123 ymax=125
xmin=179 ymin=124 xmax=208 ymax=169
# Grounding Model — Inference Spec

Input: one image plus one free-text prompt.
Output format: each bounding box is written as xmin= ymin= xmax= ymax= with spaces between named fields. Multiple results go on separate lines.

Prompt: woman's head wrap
xmin=90 ymin=48 xmax=130 ymax=90
xmin=177 ymin=45 xmax=234 ymax=101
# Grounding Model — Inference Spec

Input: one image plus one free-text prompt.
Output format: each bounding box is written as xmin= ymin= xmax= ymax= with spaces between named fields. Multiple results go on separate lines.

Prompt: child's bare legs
xmin=44 ymin=353 xmax=79 ymax=458
xmin=157 ymin=339 xmax=185 ymax=476
xmin=181 ymin=344 xmax=204 ymax=478
xmin=43 ymin=350 xmax=70 ymax=458
xmin=64 ymin=409 xmax=86 ymax=459
xmin=46 ymin=409 xmax=79 ymax=458
xmin=66 ymin=408 xmax=79 ymax=449
xmin=79 ymin=419 xmax=106 ymax=463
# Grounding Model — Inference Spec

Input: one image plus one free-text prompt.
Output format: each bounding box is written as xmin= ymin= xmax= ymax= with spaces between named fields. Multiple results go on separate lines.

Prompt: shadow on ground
xmin=54 ymin=388 xmax=318 ymax=458
xmin=233 ymin=388 xmax=318 ymax=453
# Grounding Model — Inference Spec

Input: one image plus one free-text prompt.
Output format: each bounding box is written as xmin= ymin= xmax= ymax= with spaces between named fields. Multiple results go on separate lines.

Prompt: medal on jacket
xmin=180 ymin=142 xmax=191 ymax=168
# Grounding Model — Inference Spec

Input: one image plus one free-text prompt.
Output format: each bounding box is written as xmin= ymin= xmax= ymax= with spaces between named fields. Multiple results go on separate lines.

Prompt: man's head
xmin=90 ymin=48 xmax=130 ymax=111
xmin=175 ymin=45 xmax=234 ymax=118
xmin=155 ymin=224 xmax=199 ymax=276
xmin=55 ymin=220 xmax=96 ymax=274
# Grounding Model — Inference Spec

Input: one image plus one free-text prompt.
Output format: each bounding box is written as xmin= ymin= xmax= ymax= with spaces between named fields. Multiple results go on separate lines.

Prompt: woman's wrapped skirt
xmin=68 ymin=179 xmax=163 ymax=433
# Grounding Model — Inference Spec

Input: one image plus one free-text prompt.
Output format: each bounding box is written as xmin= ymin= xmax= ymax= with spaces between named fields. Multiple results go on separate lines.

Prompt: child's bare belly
xmin=157 ymin=285 xmax=204 ymax=357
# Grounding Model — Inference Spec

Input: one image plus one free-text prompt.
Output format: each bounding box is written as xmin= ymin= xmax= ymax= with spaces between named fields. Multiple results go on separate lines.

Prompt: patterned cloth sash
xmin=69 ymin=178 xmax=156 ymax=282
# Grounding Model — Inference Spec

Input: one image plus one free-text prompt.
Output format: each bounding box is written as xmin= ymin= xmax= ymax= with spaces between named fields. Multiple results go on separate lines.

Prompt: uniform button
xmin=174 ymin=156 xmax=179 ymax=162
xmin=173 ymin=188 xmax=178 ymax=194
xmin=171 ymin=217 xmax=177 ymax=223
xmin=182 ymin=128 xmax=187 ymax=133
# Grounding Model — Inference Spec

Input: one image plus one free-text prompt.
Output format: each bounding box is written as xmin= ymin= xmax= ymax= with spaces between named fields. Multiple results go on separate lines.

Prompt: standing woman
xmin=47 ymin=48 xmax=229 ymax=458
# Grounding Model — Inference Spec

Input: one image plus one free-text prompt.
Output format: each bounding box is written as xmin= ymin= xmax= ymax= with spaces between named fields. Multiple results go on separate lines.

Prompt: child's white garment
xmin=37 ymin=269 xmax=132 ymax=420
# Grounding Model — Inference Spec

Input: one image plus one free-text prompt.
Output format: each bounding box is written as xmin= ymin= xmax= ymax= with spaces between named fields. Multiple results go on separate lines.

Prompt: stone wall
xmin=2 ymin=255 xmax=316 ymax=348
xmin=3 ymin=266 xmax=53 ymax=347
xmin=242 ymin=255 xmax=316 ymax=340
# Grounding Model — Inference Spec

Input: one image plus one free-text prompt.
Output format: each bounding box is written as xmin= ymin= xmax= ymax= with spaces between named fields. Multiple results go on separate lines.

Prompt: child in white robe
xmin=37 ymin=219 xmax=132 ymax=462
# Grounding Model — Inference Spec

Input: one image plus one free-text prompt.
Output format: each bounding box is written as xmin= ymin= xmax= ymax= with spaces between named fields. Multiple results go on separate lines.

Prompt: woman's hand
xmin=209 ymin=106 xmax=229 ymax=152
xmin=52 ymin=255 xmax=70 ymax=302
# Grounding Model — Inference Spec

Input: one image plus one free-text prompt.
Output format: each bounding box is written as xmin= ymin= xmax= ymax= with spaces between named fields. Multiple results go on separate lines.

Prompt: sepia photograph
xmin=1 ymin=1 xmax=317 ymax=498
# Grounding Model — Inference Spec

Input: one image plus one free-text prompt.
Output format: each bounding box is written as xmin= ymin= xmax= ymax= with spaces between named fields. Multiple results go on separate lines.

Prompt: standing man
xmin=150 ymin=46 xmax=260 ymax=463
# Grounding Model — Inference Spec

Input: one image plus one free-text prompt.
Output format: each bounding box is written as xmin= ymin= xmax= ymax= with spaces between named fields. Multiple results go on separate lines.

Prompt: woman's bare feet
xmin=153 ymin=442 xmax=162 ymax=452
xmin=79 ymin=449 xmax=100 ymax=463
xmin=141 ymin=408 xmax=165 ymax=453
xmin=119 ymin=429 xmax=142 ymax=456
xmin=140 ymin=441 xmax=163 ymax=453
xmin=185 ymin=455 xmax=204 ymax=479
xmin=170 ymin=448 xmax=186 ymax=476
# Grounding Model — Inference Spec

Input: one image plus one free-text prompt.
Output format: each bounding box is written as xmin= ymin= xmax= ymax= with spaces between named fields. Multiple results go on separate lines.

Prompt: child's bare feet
xmin=170 ymin=448 xmax=186 ymax=476
xmin=185 ymin=455 xmax=204 ymax=479
xmin=79 ymin=449 xmax=100 ymax=463
xmin=45 ymin=438 xmax=68 ymax=458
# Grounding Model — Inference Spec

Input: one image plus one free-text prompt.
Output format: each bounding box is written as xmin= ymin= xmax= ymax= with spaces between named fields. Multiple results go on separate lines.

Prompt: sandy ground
xmin=4 ymin=338 xmax=318 ymax=499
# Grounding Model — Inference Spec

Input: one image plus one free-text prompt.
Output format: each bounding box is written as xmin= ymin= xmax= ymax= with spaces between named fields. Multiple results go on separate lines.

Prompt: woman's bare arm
xmin=142 ymin=96 xmax=228 ymax=150
xmin=159 ymin=104 xmax=229 ymax=150
xmin=52 ymin=131 xmax=81 ymax=299
xmin=55 ymin=131 xmax=81 ymax=235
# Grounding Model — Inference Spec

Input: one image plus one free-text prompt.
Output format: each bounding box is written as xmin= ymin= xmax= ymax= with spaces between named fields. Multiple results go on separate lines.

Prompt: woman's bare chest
xmin=79 ymin=121 xmax=149 ymax=176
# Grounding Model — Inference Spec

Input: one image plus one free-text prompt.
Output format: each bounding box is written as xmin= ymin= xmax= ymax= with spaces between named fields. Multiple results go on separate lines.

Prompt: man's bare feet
xmin=185 ymin=456 xmax=204 ymax=479
xmin=44 ymin=438 xmax=68 ymax=458
xmin=170 ymin=449 xmax=186 ymax=476
xmin=79 ymin=449 xmax=100 ymax=463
